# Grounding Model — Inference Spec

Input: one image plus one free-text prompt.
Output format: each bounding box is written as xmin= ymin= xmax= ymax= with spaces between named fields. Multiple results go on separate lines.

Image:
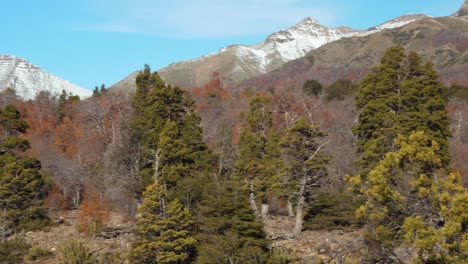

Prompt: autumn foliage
xmin=78 ymin=187 xmax=111 ymax=235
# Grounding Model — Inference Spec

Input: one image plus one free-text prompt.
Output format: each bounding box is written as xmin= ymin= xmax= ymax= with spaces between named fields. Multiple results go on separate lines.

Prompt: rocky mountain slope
xmin=452 ymin=0 xmax=468 ymax=18
xmin=158 ymin=15 xmax=429 ymax=88
xmin=237 ymin=15 xmax=467 ymax=91
xmin=0 ymin=55 xmax=92 ymax=100
xmin=111 ymin=14 xmax=429 ymax=93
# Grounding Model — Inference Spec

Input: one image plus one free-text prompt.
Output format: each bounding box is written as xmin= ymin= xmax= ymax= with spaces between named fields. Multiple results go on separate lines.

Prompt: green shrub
xmin=25 ymin=245 xmax=52 ymax=261
xmin=447 ymin=83 xmax=468 ymax=102
xmin=304 ymin=192 xmax=363 ymax=230
xmin=325 ymin=79 xmax=358 ymax=101
xmin=60 ymin=238 xmax=98 ymax=264
xmin=0 ymin=236 xmax=30 ymax=264
xmin=268 ymin=248 xmax=300 ymax=263
xmin=303 ymin=79 xmax=323 ymax=98
xmin=101 ymin=250 xmax=127 ymax=264
xmin=18 ymin=216 xmax=49 ymax=232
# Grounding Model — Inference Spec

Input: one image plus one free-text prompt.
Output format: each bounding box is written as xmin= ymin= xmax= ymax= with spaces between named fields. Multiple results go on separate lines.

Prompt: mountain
xmin=237 ymin=15 xmax=468 ymax=91
xmin=110 ymin=14 xmax=429 ymax=93
xmin=156 ymin=15 xmax=430 ymax=89
xmin=110 ymin=70 xmax=139 ymax=94
xmin=452 ymin=0 xmax=468 ymax=18
xmin=0 ymin=55 xmax=92 ymax=100
xmin=157 ymin=18 xmax=364 ymax=89
xmin=367 ymin=14 xmax=429 ymax=32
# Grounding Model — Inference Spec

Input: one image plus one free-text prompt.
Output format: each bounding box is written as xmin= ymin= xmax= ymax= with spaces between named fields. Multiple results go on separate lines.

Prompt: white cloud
xmin=82 ymin=0 xmax=337 ymax=38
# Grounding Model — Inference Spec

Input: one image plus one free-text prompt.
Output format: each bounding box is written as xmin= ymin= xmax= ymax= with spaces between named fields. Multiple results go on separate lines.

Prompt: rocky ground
xmin=19 ymin=212 xmax=366 ymax=263
xmin=21 ymin=210 xmax=134 ymax=263
xmin=265 ymin=216 xmax=365 ymax=263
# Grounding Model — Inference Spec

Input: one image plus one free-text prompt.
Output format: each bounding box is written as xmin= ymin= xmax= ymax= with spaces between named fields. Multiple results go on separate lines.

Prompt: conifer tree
xmin=404 ymin=171 xmax=467 ymax=263
xmin=234 ymin=94 xmax=283 ymax=217
xmin=353 ymin=46 xmax=407 ymax=175
xmin=353 ymin=46 xmax=450 ymax=176
xmin=350 ymin=131 xmax=467 ymax=263
xmin=196 ymin=175 xmax=269 ymax=263
xmin=0 ymin=104 xmax=46 ymax=239
xmin=281 ymin=118 xmax=329 ymax=238
xmin=130 ymin=65 xmax=212 ymax=204
xmin=350 ymin=46 xmax=453 ymax=261
xmin=131 ymin=183 xmax=196 ymax=264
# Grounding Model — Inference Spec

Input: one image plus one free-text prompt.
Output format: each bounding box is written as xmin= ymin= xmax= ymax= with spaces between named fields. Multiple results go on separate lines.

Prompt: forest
xmin=0 ymin=46 xmax=467 ymax=263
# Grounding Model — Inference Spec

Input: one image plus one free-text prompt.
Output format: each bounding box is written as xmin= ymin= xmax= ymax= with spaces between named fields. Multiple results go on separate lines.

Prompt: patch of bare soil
xmin=22 ymin=210 xmax=134 ymax=264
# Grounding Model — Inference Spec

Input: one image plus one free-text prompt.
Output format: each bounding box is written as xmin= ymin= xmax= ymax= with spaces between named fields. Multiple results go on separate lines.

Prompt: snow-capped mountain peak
xmin=150 ymin=13 xmax=430 ymax=88
xmin=0 ymin=55 xmax=92 ymax=100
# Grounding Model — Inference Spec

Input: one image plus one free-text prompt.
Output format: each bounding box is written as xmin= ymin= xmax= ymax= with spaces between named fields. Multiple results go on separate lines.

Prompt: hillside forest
xmin=0 ymin=46 xmax=467 ymax=263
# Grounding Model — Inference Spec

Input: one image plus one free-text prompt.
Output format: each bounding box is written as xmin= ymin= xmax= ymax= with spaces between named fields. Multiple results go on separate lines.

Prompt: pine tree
xmin=353 ymin=46 xmax=450 ymax=177
xmin=351 ymin=131 xmax=467 ymax=263
xmin=196 ymin=175 xmax=269 ymax=264
xmin=403 ymin=171 xmax=467 ymax=263
xmin=302 ymin=79 xmax=323 ymax=98
xmin=234 ymin=94 xmax=284 ymax=218
xmin=130 ymin=65 xmax=212 ymax=204
xmin=353 ymin=46 xmax=407 ymax=175
xmin=281 ymin=118 xmax=329 ymax=238
xmin=349 ymin=46 xmax=453 ymax=261
xmin=399 ymin=52 xmax=450 ymax=165
xmin=131 ymin=183 xmax=196 ymax=264
xmin=0 ymin=104 xmax=46 ymax=239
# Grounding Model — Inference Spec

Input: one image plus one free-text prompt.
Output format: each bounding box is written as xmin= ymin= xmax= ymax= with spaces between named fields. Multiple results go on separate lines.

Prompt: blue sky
xmin=0 ymin=0 xmax=463 ymax=90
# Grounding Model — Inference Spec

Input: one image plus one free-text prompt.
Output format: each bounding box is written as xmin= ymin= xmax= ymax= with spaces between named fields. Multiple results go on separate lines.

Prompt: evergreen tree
xmin=353 ymin=46 xmax=407 ymax=175
xmin=234 ymin=94 xmax=284 ymax=217
xmin=350 ymin=131 xmax=467 ymax=263
xmin=399 ymin=53 xmax=450 ymax=165
xmin=0 ymin=104 xmax=46 ymax=239
xmin=131 ymin=65 xmax=212 ymax=203
xmin=281 ymin=118 xmax=329 ymax=238
xmin=58 ymin=90 xmax=80 ymax=120
xmin=196 ymin=175 xmax=269 ymax=264
xmin=131 ymin=183 xmax=196 ymax=264
xmin=349 ymin=46 xmax=453 ymax=261
xmin=404 ymin=171 xmax=467 ymax=263
xmin=353 ymin=46 xmax=450 ymax=177
xmin=99 ymin=84 xmax=106 ymax=94
xmin=92 ymin=86 xmax=100 ymax=97
xmin=92 ymin=84 xmax=106 ymax=97
xmin=302 ymin=79 xmax=323 ymax=98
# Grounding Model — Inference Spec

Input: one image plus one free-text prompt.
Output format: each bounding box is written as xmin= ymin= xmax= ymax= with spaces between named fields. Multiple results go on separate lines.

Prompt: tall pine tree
xmin=349 ymin=46 xmax=455 ymax=262
xmin=352 ymin=46 xmax=449 ymax=177
xmin=233 ymin=94 xmax=284 ymax=218
xmin=131 ymin=65 xmax=212 ymax=206
xmin=0 ymin=104 xmax=46 ymax=239
xmin=281 ymin=118 xmax=329 ymax=238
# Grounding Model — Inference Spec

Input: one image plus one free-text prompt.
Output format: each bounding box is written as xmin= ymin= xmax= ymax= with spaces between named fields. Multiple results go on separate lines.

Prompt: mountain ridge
xmin=0 ymin=54 xmax=92 ymax=100
xmin=234 ymin=16 xmax=467 ymax=92
xmin=156 ymin=14 xmax=429 ymax=89
xmin=110 ymin=14 xmax=431 ymax=93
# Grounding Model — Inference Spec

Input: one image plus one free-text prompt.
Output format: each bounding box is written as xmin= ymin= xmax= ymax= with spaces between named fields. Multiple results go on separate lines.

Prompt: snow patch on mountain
xmin=145 ymin=13 xmax=434 ymax=89
xmin=367 ymin=14 xmax=430 ymax=33
xmin=0 ymin=55 xmax=92 ymax=100
xmin=159 ymin=14 xmax=429 ymax=85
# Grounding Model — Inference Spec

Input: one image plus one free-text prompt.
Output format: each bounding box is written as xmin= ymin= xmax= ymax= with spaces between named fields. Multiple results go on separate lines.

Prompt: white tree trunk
xmin=249 ymin=181 xmax=259 ymax=216
xmin=292 ymin=175 xmax=307 ymax=238
xmin=153 ymin=148 xmax=161 ymax=183
xmin=287 ymin=199 xmax=295 ymax=217
xmin=261 ymin=203 xmax=269 ymax=218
